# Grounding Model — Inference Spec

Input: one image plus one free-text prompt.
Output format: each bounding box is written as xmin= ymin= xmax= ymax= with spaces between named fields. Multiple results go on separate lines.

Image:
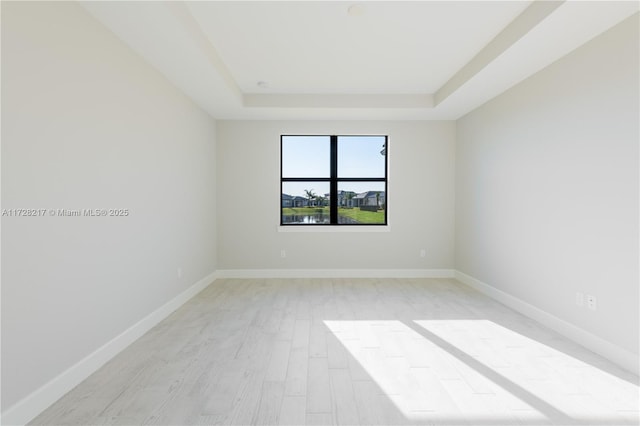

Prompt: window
xmin=281 ymin=135 xmax=387 ymax=226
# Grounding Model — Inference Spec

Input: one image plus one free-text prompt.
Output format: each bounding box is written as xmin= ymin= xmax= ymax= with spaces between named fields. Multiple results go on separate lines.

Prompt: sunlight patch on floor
xmin=324 ymin=319 xmax=639 ymax=425
xmin=414 ymin=319 xmax=640 ymax=422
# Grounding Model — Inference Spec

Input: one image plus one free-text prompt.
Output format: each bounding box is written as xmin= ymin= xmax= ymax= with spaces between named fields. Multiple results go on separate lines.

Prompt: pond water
xmin=282 ymin=214 xmax=359 ymax=224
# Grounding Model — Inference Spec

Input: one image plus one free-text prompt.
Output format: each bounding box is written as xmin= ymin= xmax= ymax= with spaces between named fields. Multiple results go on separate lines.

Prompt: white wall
xmin=455 ymin=15 xmax=639 ymax=357
xmin=217 ymin=120 xmax=455 ymax=272
xmin=1 ymin=2 xmax=217 ymax=412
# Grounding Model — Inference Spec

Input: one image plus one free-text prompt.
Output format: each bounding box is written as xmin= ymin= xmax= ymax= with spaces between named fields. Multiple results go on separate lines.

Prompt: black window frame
xmin=280 ymin=134 xmax=388 ymax=226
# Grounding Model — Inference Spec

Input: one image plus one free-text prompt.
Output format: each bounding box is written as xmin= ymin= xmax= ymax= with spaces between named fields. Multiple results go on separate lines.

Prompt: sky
xmin=282 ymin=135 xmax=386 ymax=197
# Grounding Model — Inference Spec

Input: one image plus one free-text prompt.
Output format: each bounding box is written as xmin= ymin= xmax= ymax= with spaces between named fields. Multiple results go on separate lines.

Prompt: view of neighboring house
xmin=353 ymin=191 xmax=385 ymax=208
xmin=281 ymin=194 xmax=309 ymax=208
xmin=285 ymin=190 xmax=386 ymax=209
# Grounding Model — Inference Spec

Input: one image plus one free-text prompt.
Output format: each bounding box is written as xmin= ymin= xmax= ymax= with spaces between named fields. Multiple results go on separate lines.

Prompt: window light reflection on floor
xmin=323 ymin=319 xmax=639 ymax=425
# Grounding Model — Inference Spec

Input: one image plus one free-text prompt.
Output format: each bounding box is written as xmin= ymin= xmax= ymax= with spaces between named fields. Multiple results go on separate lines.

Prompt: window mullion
xmin=330 ymin=135 xmax=338 ymax=225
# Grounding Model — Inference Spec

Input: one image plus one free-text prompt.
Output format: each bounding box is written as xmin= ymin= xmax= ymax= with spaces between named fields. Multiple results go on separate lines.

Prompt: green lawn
xmin=337 ymin=208 xmax=385 ymax=224
xmin=281 ymin=207 xmax=385 ymax=224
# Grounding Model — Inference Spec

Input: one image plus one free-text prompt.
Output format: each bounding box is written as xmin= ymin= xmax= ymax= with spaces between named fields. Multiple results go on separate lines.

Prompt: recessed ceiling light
xmin=347 ymin=4 xmax=365 ymax=17
xmin=257 ymin=81 xmax=269 ymax=89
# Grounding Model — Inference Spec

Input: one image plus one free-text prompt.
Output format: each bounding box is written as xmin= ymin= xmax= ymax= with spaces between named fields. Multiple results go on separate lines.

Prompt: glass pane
xmin=282 ymin=182 xmax=330 ymax=224
xmin=282 ymin=136 xmax=330 ymax=178
xmin=337 ymin=182 xmax=386 ymax=224
xmin=338 ymin=136 xmax=386 ymax=178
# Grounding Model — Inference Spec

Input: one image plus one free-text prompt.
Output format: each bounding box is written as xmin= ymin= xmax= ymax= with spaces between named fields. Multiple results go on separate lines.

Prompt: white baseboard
xmin=1 ymin=271 xmax=217 ymax=426
xmin=454 ymin=270 xmax=639 ymax=375
xmin=216 ymin=269 xmax=455 ymax=279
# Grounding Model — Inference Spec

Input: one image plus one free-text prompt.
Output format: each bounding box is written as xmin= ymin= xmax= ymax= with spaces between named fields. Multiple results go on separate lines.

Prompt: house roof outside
xmin=354 ymin=191 xmax=385 ymax=200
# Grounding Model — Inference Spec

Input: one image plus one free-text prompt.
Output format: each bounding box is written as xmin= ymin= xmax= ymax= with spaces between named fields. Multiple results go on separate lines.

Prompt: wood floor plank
xmin=305 ymin=412 xmax=333 ymax=426
xmin=265 ymin=341 xmax=292 ymax=382
xmin=254 ymin=381 xmax=285 ymax=425
xmin=306 ymin=357 xmax=331 ymax=414
xmin=278 ymin=395 xmax=306 ymax=425
xmin=284 ymin=347 xmax=308 ymax=396
xmin=326 ymin=332 xmax=349 ymax=369
xmin=308 ymin=322 xmax=328 ymax=358
xmin=228 ymin=367 xmax=266 ymax=425
xmin=328 ymin=368 xmax=359 ymax=425
xmin=352 ymin=380 xmax=386 ymax=425
xmin=201 ymin=368 xmax=244 ymax=415
xmin=291 ymin=319 xmax=311 ymax=350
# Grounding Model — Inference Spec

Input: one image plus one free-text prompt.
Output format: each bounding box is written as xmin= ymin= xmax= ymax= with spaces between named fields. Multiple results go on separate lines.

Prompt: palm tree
xmin=304 ymin=189 xmax=316 ymax=207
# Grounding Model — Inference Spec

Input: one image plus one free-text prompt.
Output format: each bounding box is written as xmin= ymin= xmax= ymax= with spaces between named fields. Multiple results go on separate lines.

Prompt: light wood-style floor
xmin=32 ymin=278 xmax=639 ymax=426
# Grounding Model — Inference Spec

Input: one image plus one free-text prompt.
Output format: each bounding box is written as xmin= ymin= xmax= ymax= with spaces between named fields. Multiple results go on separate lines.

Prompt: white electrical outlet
xmin=420 ymin=249 xmax=426 ymax=258
xmin=576 ymin=292 xmax=584 ymax=307
xmin=586 ymin=294 xmax=597 ymax=310
xmin=280 ymin=249 xmax=286 ymax=258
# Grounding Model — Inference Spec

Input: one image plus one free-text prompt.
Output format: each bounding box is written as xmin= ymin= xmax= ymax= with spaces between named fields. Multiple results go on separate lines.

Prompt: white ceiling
xmin=81 ymin=1 xmax=639 ymax=121
xmin=186 ymin=1 xmax=531 ymax=94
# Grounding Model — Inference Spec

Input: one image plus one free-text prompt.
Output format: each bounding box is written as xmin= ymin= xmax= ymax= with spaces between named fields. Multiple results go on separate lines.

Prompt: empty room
xmin=2 ymin=1 xmax=638 ymax=425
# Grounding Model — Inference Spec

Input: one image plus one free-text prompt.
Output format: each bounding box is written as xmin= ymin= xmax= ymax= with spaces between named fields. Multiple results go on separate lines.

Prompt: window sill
xmin=277 ymin=225 xmax=391 ymax=233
